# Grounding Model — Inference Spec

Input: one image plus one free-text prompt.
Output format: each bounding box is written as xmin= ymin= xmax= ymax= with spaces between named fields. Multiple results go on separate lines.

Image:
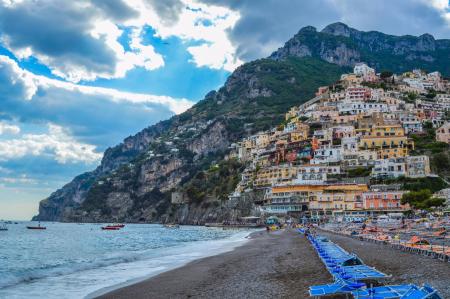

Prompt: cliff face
xmin=34 ymin=23 xmax=450 ymax=223
xmin=270 ymin=22 xmax=450 ymax=74
xmin=34 ymin=56 xmax=346 ymax=223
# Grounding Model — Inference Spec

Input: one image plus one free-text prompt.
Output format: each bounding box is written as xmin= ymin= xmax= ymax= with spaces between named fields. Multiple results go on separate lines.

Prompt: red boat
xmin=111 ymin=224 xmax=125 ymax=228
xmin=101 ymin=226 xmax=121 ymax=230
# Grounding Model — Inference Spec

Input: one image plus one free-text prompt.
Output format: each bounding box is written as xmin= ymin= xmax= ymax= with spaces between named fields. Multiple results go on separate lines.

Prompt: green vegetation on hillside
xmin=410 ymin=122 xmax=450 ymax=179
xmin=192 ymin=57 xmax=348 ymax=137
xmin=183 ymin=159 xmax=245 ymax=204
xmin=401 ymin=189 xmax=446 ymax=210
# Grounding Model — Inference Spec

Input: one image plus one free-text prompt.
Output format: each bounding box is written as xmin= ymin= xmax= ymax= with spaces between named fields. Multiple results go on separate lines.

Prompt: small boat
xmin=0 ymin=223 xmax=8 ymax=231
xmin=163 ymin=224 xmax=180 ymax=229
xmin=101 ymin=226 xmax=121 ymax=230
xmin=110 ymin=223 xmax=125 ymax=228
xmin=27 ymin=225 xmax=46 ymax=230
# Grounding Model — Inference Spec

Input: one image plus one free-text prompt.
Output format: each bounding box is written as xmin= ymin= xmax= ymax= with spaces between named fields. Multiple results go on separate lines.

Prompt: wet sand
xmin=98 ymin=229 xmax=331 ymax=299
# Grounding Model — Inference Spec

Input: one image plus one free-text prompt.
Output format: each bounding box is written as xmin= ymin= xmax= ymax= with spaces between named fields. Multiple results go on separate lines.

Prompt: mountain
xmin=34 ymin=23 xmax=450 ymax=223
xmin=271 ymin=22 xmax=450 ymax=75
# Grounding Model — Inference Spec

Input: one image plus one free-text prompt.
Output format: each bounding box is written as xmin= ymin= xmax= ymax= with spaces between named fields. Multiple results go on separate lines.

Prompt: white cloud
xmin=0 ymin=1 xmax=165 ymax=82
xmin=0 ymin=55 xmax=194 ymax=115
xmin=0 ymin=55 xmax=37 ymax=100
xmin=424 ymin=0 xmax=450 ymax=25
xmin=144 ymin=0 xmax=243 ymax=71
xmin=0 ymin=0 xmax=242 ymax=82
xmin=0 ymin=123 xmax=103 ymax=164
xmin=0 ymin=121 xmax=20 ymax=135
xmin=0 ymin=174 xmax=36 ymax=185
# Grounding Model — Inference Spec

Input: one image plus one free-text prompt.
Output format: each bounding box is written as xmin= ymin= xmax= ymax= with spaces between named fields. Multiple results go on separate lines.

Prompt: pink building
xmin=362 ymin=191 xmax=409 ymax=211
xmin=346 ymin=87 xmax=371 ymax=101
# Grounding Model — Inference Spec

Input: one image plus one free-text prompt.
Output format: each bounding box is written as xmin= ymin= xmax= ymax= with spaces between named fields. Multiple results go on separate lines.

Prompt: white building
xmin=341 ymin=136 xmax=358 ymax=151
xmin=311 ymin=145 xmax=342 ymax=164
xmin=371 ymin=158 xmax=406 ymax=179
xmin=354 ymin=63 xmax=376 ymax=80
xmin=293 ymin=165 xmax=341 ymax=185
xmin=338 ymin=102 xmax=389 ymax=115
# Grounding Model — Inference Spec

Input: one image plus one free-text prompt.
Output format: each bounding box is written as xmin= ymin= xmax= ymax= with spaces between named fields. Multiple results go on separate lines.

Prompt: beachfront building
xmin=266 ymin=184 xmax=368 ymax=219
xmin=362 ymin=190 xmax=407 ymax=210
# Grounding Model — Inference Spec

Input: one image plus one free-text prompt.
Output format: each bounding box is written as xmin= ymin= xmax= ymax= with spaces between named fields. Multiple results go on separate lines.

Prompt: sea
xmin=0 ymin=222 xmax=252 ymax=299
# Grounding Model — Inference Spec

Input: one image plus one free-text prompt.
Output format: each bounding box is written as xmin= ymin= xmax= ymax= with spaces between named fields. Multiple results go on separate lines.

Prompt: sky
xmin=0 ymin=0 xmax=449 ymax=220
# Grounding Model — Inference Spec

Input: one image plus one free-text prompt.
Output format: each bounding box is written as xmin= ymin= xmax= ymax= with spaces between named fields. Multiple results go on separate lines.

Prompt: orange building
xmin=362 ymin=191 xmax=410 ymax=211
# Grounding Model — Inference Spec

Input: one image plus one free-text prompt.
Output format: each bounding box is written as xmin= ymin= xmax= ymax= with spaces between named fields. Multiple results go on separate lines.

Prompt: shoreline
xmin=97 ymin=228 xmax=450 ymax=299
xmin=96 ymin=229 xmax=330 ymax=299
xmin=87 ymin=229 xmax=257 ymax=299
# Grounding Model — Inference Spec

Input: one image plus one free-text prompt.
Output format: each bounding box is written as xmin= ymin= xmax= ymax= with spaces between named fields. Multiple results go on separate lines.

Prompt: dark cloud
xmin=92 ymin=0 xmax=139 ymax=21
xmin=144 ymin=0 xmax=184 ymax=25
xmin=0 ymin=1 xmax=118 ymax=80
xmin=0 ymin=56 xmax=175 ymax=150
xmin=200 ymin=0 xmax=450 ymax=61
xmin=0 ymin=57 xmax=33 ymax=100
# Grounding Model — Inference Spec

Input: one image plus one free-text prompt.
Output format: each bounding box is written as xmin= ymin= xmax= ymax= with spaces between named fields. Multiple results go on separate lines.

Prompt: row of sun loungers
xmin=299 ymin=229 xmax=442 ymax=299
xmin=320 ymin=221 xmax=450 ymax=262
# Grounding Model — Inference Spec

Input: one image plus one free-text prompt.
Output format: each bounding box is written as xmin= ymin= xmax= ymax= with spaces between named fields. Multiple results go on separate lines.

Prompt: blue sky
xmin=0 ymin=0 xmax=449 ymax=220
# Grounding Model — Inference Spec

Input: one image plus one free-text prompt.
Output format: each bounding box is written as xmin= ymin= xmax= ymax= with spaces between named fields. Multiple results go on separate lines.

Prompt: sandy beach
xmin=98 ymin=229 xmax=330 ymax=299
xmin=98 ymin=229 xmax=450 ymax=299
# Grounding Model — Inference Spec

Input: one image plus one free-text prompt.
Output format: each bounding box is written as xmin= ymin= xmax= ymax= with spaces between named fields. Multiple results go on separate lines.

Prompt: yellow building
xmin=340 ymin=74 xmax=363 ymax=86
xmin=254 ymin=165 xmax=298 ymax=187
xmin=358 ymin=124 xmax=414 ymax=155
xmin=287 ymin=121 xmax=309 ymax=142
xmin=249 ymin=132 xmax=270 ymax=149
xmin=269 ymin=184 xmax=368 ymax=215
xmin=359 ymin=135 xmax=412 ymax=149
xmin=377 ymin=147 xmax=409 ymax=159
xmin=357 ymin=124 xmax=405 ymax=137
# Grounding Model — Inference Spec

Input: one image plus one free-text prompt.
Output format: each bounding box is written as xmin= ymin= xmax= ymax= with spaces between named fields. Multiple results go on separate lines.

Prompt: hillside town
xmin=230 ymin=63 xmax=450 ymax=223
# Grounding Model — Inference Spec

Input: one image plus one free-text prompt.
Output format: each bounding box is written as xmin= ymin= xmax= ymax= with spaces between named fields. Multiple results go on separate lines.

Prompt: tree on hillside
xmin=401 ymin=189 xmax=446 ymax=210
xmin=380 ymin=71 xmax=393 ymax=80
xmin=432 ymin=153 xmax=450 ymax=173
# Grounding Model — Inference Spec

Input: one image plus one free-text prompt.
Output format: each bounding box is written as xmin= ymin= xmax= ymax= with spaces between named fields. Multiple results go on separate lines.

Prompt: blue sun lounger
xmin=351 ymin=284 xmax=442 ymax=299
xmin=400 ymin=284 xmax=442 ymax=299
xmin=332 ymin=265 xmax=390 ymax=281
xmin=309 ymin=279 xmax=365 ymax=298
xmin=302 ymin=232 xmax=442 ymax=299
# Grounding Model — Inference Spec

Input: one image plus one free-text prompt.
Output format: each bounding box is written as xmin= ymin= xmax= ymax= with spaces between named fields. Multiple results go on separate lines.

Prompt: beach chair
xmin=400 ymin=284 xmax=442 ymax=299
xmin=352 ymin=284 xmax=418 ymax=299
xmin=337 ymin=265 xmax=390 ymax=281
xmin=309 ymin=279 xmax=365 ymax=298
xmin=352 ymin=284 xmax=442 ymax=299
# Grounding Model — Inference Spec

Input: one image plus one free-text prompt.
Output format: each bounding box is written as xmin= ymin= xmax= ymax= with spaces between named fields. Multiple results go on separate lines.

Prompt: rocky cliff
xmin=34 ymin=23 xmax=450 ymax=223
xmin=270 ymin=22 xmax=450 ymax=75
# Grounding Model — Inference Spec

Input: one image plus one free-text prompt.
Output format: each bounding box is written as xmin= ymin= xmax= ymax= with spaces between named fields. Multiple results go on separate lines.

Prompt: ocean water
xmin=0 ymin=222 xmax=252 ymax=299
